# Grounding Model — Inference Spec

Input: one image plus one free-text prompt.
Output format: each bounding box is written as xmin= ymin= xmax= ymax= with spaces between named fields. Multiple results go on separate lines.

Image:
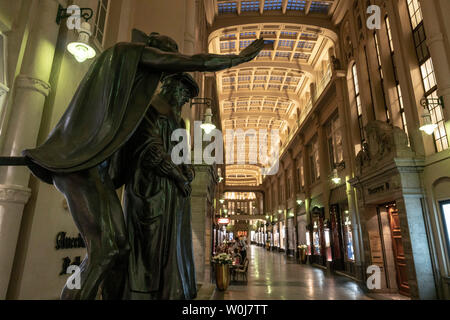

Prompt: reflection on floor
xmin=211 ymin=245 xmax=372 ymax=300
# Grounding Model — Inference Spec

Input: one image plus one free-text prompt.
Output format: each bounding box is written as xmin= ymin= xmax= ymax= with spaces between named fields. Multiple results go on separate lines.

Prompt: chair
xmin=234 ymin=258 xmax=249 ymax=283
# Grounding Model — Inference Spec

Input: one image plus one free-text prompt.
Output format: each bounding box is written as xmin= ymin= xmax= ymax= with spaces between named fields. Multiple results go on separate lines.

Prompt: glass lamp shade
xmin=331 ymin=169 xmax=341 ymax=184
xmin=201 ymin=108 xmax=216 ymax=134
xmin=67 ymin=22 xmax=96 ymax=63
xmin=420 ymin=109 xmax=438 ymax=135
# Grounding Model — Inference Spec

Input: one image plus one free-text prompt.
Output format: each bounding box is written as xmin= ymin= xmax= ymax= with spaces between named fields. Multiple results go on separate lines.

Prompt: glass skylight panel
xmin=286 ymin=0 xmax=306 ymax=11
xmin=294 ymin=52 xmax=310 ymax=60
xmin=297 ymin=41 xmax=315 ymax=50
xmin=240 ymin=40 xmax=253 ymax=49
xmin=278 ymin=40 xmax=295 ymax=49
xmin=239 ymin=75 xmax=252 ymax=82
xmin=280 ymin=31 xmax=298 ymax=38
xmin=218 ymin=1 xmax=237 ymax=14
xmin=264 ymin=0 xmax=282 ymax=11
xmin=276 ymin=52 xmax=291 ymax=59
xmin=270 ymin=76 xmax=283 ymax=81
xmin=240 ymin=32 xmax=257 ymax=38
xmin=258 ymin=51 xmax=272 ymax=58
xmin=309 ymin=1 xmax=330 ymax=14
xmin=223 ymin=77 xmax=235 ymax=83
xmin=300 ymin=32 xmax=318 ymax=40
xmin=241 ymin=1 xmax=260 ymax=12
xmin=220 ymin=41 xmax=236 ymax=50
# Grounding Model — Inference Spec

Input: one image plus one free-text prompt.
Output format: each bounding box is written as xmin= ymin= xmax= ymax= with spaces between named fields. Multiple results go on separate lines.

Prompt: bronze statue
xmin=22 ymin=29 xmax=263 ymax=300
xmin=111 ymin=73 xmax=199 ymax=300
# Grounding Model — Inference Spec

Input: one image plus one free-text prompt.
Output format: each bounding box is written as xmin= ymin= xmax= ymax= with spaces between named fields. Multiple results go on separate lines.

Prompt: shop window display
xmin=313 ymin=221 xmax=321 ymax=255
xmin=343 ymin=213 xmax=355 ymax=261
xmin=324 ymin=227 xmax=332 ymax=262
xmin=306 ymin=231 xmax=311 ymax=255
xmin=440 ymin=200 xmax=450 ymax=253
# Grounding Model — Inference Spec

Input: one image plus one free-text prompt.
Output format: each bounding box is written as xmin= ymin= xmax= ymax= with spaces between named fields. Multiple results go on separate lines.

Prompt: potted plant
xmin=298 ymin=244 xmax=308 ymax=264
xmin=212 ymin=253 xmax=232 ymax=291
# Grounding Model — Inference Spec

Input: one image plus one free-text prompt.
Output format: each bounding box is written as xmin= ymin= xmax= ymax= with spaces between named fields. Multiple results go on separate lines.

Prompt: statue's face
xmin=172 ymin=82 xmax=191 ymax=107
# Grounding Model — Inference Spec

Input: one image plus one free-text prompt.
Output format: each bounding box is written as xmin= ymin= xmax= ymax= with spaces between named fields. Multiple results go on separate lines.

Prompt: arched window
xmin=0 ymin=32 xmax=9 ymax=136
xmin=93 ymin=0 xmax=110 ymax=49
xmin=351 ymin=63 xmax=364 ymax=144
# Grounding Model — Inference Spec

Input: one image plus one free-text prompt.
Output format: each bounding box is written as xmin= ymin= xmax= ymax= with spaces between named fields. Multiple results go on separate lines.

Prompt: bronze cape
xmin=23 ymin=42 xmax=159 ymax=184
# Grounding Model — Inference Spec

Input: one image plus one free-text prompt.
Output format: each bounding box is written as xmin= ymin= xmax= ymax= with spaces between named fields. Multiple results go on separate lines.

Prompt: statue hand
xmin=237 ymin=38 xmax=264 ymax=64
xmin=182 ymin=165 xmax=195 ymax=182
xmin=176 ymin=179 xmax=192 ymax=197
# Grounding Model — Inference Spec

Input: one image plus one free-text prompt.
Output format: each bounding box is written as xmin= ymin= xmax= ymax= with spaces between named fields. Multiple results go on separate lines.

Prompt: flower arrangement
xmin=298 ymin=244 xmax=308 ymax=250
xmin=212 ymin=253 xmax=233 ymax=265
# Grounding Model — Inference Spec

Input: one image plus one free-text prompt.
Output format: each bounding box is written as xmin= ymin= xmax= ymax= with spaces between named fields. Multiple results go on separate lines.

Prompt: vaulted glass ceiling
xmin=209 ymin=1 xmax=339 ymax=186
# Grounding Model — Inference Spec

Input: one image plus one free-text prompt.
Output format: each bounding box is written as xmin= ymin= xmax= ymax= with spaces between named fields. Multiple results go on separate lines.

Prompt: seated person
xmin=232 ymin=248 xmax=242 ymax=265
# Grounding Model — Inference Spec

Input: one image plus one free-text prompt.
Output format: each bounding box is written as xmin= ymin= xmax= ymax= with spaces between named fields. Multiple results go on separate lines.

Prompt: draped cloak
xmin=119 ymin=97 xmax=197 ymax=299
xmin=22 ymin=42 xmax=161 ymax=184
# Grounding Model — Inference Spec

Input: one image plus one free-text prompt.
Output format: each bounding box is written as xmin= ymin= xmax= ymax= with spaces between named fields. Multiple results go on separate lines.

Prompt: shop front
xmin=287 ymin=209 xmax=296 ymax=256
xmin=329 ymin=185 xmax=351 ymax=272
xmin=309 ymin=206 xmax=327 ymax=267
xmin=279 ymin=220 xmax=286 ymax=252
xmin=350 ymin=121 xmax=436 ymax=299
xmin=273 ymin=223 xmax=279 ymax=250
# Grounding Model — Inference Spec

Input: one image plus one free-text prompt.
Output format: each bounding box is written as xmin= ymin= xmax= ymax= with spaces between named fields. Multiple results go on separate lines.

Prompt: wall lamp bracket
xmin=421 ymin=96 xmax=445 ymax=110
xmin=56 ymin=5 xmax=94 ymax=25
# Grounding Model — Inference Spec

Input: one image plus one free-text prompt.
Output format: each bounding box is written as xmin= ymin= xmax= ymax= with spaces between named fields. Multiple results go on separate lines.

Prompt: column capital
xmin=0 ymin=184 xmax=31 ymax=204
xmin=15 ymin=75 xmax=51 ymax=97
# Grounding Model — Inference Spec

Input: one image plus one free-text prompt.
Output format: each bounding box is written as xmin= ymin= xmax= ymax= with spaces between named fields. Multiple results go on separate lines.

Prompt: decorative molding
xmin=15 ymin=74 xmax=51 ymax=97
xmin=0 ymin=184 xmax=31 ymax=204
xmin=0 ymin=83 xmax=9 ymax=96
xmin=355 ymin=121 xmax=415 ymax=176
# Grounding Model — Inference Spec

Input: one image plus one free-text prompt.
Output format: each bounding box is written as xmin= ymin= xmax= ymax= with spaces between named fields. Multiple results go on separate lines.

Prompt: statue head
xmin=131 ymin=29 xmax=179 ymax=53
xmin=160 ymin=73 xmax=199 ymax=108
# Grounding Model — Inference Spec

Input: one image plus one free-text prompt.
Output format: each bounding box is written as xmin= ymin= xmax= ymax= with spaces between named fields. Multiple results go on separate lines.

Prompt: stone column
xmin=191 ymin=164 xmax=216 ymax=285
xmin=396 ymin=195 xmax=436 ymax=299
xmin=0 ymin=0 xmax=59 ymax=299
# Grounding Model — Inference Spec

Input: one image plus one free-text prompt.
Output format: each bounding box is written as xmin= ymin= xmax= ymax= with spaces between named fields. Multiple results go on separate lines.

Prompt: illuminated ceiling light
xmin=331 ymin=169 xmax=341 ymax=185
xmin=67 ymin=22 xmax=96 ymax=63
xmin=200 ymin=108 xmax=216 ymax=134
xmin=278 ymin=209 xmax=282 ymax=214
xmin=219 ymin=199 xmax=225 ymax=204
xmin=296 ymin=199 xmax=303 ymax=206
xmin=419 ymin=108 xmax=438 ymax=135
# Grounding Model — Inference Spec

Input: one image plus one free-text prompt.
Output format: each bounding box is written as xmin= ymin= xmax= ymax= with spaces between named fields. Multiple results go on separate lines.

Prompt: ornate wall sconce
xmin=56 ymin=5 xmax=96 ymax=63
xmin=419 ymin=96 xmax=444 ymax=135
xmin=190 ymin=98 xmax=217 ymax=134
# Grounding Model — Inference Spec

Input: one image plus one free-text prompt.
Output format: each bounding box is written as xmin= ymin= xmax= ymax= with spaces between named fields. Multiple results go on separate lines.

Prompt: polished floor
xmin=212 ymin=245 xmax=372 ymax=300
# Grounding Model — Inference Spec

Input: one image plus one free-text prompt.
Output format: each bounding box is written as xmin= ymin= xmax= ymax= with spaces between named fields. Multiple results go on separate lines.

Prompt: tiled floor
xmin=211 ymin=245 xmax=373 ymax=300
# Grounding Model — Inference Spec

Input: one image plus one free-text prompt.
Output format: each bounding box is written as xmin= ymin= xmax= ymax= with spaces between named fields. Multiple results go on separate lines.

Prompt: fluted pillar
xmin=0 ymin=0 xmax=59 ymax=298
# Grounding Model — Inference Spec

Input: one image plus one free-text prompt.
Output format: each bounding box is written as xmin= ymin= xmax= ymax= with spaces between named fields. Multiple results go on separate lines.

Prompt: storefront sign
xmin=55 ymin=232 xmax=86 ymax=250
xmin=59 ymin=256 xmax=81 ymax=276
xmin=218 ymin=218 xmax=230 ymax=224
xmin=368 ymin=183 xmax=389 ymax=195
